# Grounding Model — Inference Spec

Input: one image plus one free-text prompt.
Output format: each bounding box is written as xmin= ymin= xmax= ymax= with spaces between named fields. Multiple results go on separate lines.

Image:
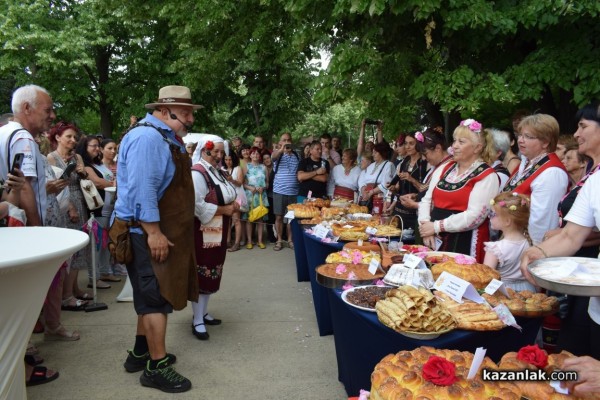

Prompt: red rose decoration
xmin=205 ymin=140 xmax=214 ymax=151
xmin=516 ymin=344 xmax=548 ymax=368
xmin=422 ymin=355 xmax=458 ymax=386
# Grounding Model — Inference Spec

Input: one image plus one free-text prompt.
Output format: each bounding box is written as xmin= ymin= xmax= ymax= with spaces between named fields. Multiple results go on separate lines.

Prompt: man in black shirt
xmin=296 ymin=140 xmax=329 ymax=200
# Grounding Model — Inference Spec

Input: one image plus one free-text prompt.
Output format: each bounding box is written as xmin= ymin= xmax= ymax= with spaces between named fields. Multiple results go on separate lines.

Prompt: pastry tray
xmin=527 ymin=257 xmax=600 ymax=296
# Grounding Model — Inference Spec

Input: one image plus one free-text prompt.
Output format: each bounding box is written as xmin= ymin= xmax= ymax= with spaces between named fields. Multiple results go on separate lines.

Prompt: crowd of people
xmin=2 ymin=83 xmax=600 ymax=396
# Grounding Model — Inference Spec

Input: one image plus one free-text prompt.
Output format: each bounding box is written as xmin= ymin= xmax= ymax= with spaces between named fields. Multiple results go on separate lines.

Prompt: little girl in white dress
xmin=484 ymin=192 xmax=537 ymax=292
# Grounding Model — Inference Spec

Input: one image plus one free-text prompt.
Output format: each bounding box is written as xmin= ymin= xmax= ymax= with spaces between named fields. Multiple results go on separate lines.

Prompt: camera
xmin=284 ymin=144 xmax=292 ymax=150
xmin=364 ymin=118 xmax=381 ymax=125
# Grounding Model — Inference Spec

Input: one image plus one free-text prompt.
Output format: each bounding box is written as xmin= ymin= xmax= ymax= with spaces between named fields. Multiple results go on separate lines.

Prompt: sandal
xmin=25 ymin=354 xmax=44 ymax=366
xmin=227 ymin=243 xmax=240 ymax=252
xmin=273 ymin=241 xmax=283 ymax=251
xmin=257 ymin=242 xmax=266 ymax=249
xmin=45 ymin=325 xmax=80 ymax=341
xmin=99 ymin=274 xmax=122 ymax=282
xmin=75 ymin=292 xmax=94 ymax=301
xmin=287 ymin=241 xmax=294 ymax=250
xmin=61 ymin=296 xmax=87 ymax=311
xmin=26 ymin=366 xmax=59 ymax=387
xmin=26 ymin=343 xmax=39 ymax=356
xmin=246 ymin=243 xmax=254 ymax=250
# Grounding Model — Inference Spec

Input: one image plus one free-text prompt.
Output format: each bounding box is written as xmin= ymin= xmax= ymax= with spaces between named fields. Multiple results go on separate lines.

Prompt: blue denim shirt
xmin=113 ymin=114 xmax=185 ymax=233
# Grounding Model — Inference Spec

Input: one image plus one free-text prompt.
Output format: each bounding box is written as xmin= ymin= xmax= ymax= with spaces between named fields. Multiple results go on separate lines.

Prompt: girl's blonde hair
xmin=490 ymin=192 xmax=532 ymax=245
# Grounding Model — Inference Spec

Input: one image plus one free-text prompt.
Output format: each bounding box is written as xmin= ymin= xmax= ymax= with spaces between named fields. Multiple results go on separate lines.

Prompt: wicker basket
xmin=379 ymin=215 xmax=405 ymax=269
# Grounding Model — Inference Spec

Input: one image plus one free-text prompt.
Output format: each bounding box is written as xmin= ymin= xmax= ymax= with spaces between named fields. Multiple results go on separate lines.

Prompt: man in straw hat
xmin=113 ymin=85 xmax=202 ymax=393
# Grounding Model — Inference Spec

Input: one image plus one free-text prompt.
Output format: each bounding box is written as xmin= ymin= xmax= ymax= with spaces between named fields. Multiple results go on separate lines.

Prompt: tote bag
xmin=247 ymin=193 xmax=268 ymax=222
xmin=80 ymin=179 xmax=104 ymax=211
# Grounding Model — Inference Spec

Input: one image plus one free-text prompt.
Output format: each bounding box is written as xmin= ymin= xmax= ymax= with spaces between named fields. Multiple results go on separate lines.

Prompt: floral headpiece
xmin=490 ymin=192 xmax=529 ymax=211
xmin=205 ymin=140 xmax=214 ymax=151
xmin=460 ymin=118 xmax=482 ymax=134
xmin=415 ymin=131 xmax=424 ymax=142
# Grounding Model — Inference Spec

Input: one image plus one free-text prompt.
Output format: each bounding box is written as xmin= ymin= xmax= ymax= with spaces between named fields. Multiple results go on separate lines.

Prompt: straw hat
xmin=144 ymin=85 xmax=203 ymax=110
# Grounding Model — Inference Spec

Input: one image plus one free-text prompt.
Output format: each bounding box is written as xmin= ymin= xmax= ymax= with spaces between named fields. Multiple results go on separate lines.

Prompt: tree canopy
xmin=1 ymin=0 xmax=598 ymax=143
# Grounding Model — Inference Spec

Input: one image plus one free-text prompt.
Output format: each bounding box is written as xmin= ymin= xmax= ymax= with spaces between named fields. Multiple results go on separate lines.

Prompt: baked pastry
xmin=304 ymin=198 xmax=330 ymax=208
xmin=431 ymin=259 xmax=500 ymax=289
xmin=343 ymin=241 xmax=381 ymax=253
xmin=498 ymin=348 xmax=597 ymax=400
xmin=435 ymin=292 xmax=505 ymax=331
xmin=482 ymin=288 xmax=559 ymax=317
xmin=320 ymin=207 xmax=345 ymax=219
xmin=347 ymin=204 xmax=369 ymax=214
xmin=325 ymin=249 xmax=380 ymax=265
xmin=372 ymin=224 xmax=402 ymax=237
xmin=316 ymin=263 xmax=384 ymax=281
xmin=345 ymin=286 xmax=391 ymax=310
xmin=288 ymin=204 xmax=321 ymax=219
xmin=370 ymin=346 xmax=522 ymax=400
xmin=376 ymin=286 xmax=456 ymax=333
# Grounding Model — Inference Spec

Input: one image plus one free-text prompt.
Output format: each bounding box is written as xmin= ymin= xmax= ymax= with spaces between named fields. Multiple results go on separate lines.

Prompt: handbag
xmin=80 ymin=178 xmax=104 ymax=211
xmin=247 ymin=193 xmax=268 ymax=222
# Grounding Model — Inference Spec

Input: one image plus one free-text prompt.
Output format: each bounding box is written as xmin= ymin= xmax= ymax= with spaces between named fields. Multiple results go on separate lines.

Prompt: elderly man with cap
xmin=114 ymin=85 xmax=201 ymax=393
xmin=189 ymin=135 xmax=240 ymax=340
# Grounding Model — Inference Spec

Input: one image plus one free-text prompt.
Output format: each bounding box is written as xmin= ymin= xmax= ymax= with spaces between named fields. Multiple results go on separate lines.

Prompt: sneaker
xmin=113 ymin=264 xmax=128 ymax=276
xmin=140 ymin=362 xmax=191 ymax=393
xmin=123 ymin=350 xmax=177 ymax=373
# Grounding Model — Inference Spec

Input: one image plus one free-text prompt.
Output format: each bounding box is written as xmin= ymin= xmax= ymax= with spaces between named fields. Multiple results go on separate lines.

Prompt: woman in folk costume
xmin=502 ymin=114 xmax=568 ymax=244
xmin=418 ymin=119 xmax=500 ymax=262
xmin=191 ymin=135 xmax=240 ymax=340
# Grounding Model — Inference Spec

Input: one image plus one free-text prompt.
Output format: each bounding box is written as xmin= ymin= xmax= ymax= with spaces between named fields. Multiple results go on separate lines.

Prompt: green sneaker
xmin=140 ymin=360 xmax=191 ymax=393
xmin=123 ymin=350 xmax=177 ymax=373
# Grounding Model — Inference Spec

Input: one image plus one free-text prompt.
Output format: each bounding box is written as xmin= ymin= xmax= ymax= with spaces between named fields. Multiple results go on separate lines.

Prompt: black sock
xmin=133 ymin=335 xmax=149 ymax=356
xmin=148 ymin=355 xmax=168 ymax=370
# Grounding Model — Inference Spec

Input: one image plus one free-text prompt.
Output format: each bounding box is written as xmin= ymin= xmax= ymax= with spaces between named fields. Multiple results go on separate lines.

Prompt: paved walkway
xmin=27 ymin=245 xmax=348 ymax=400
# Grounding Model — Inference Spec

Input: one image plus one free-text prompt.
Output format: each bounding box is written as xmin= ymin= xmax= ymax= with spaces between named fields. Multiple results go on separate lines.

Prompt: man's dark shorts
xmin=126 ymin=234 xmax=173 ymax=315
xmin=273 ymin=193 xmax=297 ymax=216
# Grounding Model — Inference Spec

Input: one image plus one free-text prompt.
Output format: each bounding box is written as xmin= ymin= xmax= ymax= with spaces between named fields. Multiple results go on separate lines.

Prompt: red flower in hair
xmin=205 ymin=141 xmax=214 ymax=151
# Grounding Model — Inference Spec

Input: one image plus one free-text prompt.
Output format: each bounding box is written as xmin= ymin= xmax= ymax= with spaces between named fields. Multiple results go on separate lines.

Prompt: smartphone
xmin=60 ymin=160 xmax=77 ymax=180
xmin=284 ymin=144 xmax=292 ymax=150
xmin=10 ymin=153 xmax=24 ymax=175
xmin=6 ymin=153 xmax=24 ymax=194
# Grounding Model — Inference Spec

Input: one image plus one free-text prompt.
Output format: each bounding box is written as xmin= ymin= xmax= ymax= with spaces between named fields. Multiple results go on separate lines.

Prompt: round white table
xmin=0 ymin=227 xmax=88 ymax=399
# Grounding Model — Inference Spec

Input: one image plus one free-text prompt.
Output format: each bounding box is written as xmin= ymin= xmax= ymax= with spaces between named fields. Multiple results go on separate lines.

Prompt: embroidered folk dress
xmin=192 ymin=160 xmax=237 ymax=294
xmin=420 ymin=160 xmax=499 ymax=262
xmin=503 ymin=153 xmax=568 ymax=244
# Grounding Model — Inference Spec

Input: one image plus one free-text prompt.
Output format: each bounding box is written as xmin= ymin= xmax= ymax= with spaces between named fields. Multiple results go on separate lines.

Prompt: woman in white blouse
xmin=418 ymin=119 xmax=500 ymax=262
xmin=328 ymin=148 xmax=361 ymax=201
xmin=190 ymin=135 xmax=240 ymax=340
xmin=357 ymin=142 xmax=394 ymax=209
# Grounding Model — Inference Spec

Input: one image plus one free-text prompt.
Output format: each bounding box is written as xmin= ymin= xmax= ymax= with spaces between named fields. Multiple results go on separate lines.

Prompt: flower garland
xmin=490 ymin=192 xmax=529 ymax=212
xmin=460 ymin=118 xmax=482 ymax=134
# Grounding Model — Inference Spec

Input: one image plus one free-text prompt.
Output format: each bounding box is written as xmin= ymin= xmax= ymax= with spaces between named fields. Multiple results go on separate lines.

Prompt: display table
xmin=327 ymin=288 xmax=543 ymax=396
xmin=290 ymin=219 xmax=309 ymax=282
xmin=0 ymin=227 xmax=88 ymax=399
xmin=303 ymin=231 xmax=344 ymax=336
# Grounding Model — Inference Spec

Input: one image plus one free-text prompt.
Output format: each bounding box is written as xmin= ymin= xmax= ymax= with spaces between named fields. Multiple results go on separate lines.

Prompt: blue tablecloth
xmin=327 ymin=288 xmax=542 ymax=396
xmin=303 ymin=231 xmax=344 ymax=336
xmin=290 ymin=219 xmax=309 ymax=282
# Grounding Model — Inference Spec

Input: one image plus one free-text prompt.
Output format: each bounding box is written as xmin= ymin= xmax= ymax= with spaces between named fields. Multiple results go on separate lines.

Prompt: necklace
xmin=370 ymin=161 xmax=383 ymax=175
xmin=56 ymin=148 xmax=71 ymax=162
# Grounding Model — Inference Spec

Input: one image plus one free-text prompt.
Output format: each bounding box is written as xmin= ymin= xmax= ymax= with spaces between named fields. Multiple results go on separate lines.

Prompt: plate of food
xmin=423 ymin=251 xmax=462 ymax=265
xmin=341 ymin=285 xmax=392 ymax=312
xmin=527 ymin=257 xmax=600 ymax=296
xmin=397 ymin=327 xmax=455 ymax=340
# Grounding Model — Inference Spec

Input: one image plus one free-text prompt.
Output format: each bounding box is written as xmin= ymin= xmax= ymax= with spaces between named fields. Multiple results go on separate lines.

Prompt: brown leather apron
xmin=150 ymin=145 xmax=199 ymax=310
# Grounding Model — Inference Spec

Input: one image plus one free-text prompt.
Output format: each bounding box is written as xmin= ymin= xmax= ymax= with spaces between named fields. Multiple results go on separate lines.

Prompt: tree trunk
xmin=96 ymin=46 xmax=113 ymax=137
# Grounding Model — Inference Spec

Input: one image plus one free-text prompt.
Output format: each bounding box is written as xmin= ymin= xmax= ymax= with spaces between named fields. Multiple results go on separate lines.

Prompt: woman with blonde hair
xmin=502 ymin=114 xmax=568 ymax=244
xmin=418 ymin=119 xmax=500 ymax=262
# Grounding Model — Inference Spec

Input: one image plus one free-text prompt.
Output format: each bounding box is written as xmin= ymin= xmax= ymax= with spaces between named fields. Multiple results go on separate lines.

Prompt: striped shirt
xmin=272 ymin=153 xmax=300 ymax=195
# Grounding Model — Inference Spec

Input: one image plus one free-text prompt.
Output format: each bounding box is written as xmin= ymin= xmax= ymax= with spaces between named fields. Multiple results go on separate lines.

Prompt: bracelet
xmin=532 ymin=245 xmax=549 ymax=258
xmin=439 ymin=219 xmax=445 ymax=233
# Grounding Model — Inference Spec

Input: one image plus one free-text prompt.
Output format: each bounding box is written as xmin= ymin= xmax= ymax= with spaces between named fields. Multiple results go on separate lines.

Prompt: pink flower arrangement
xmin=455 ymin=254 xmax=475 ymax=265
xmin=342 ymin=282 xmax=354 ymax=291
xmin=415 ymin=131 xmax=424 ymax=142
xmin=348 ymin=271 xmax=357 ymax=280
xmin=335 ymin=264 xmax=347 ymax=274
xmin=352 ymin=250 xmax=364 ymax=265
xmin=460 ymin=119 xmax=482 ymax=134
